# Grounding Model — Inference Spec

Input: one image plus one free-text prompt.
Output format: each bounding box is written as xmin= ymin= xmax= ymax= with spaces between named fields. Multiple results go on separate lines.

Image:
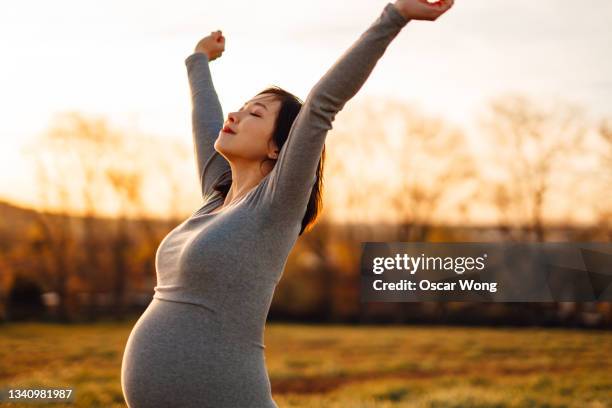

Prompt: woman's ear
xmin=267 ymin=140 xmax=279 ymax=160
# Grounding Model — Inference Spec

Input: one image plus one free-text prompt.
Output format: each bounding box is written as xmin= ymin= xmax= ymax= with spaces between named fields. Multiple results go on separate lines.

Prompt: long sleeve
xmin=185 ymin=52 xmax=231 ymax=200
xmin=263 ymin=2 xmax=410 ymax=219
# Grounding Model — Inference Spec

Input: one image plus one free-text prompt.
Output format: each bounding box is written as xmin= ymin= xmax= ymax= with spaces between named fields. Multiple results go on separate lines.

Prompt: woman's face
xmin=215 ymin=93 xmax=282 ymax=164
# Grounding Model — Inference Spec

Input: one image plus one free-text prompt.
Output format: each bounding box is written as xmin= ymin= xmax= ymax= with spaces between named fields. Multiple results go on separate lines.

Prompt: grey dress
xmin=121 ymin=3 xmax=409 ymax=407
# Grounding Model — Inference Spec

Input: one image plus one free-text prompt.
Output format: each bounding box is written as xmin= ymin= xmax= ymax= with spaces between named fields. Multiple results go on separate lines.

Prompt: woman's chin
xmin=214 ymin=139 xmax=235 ymax=156
xmin=215 ymin=134 xmax=231 ymax=148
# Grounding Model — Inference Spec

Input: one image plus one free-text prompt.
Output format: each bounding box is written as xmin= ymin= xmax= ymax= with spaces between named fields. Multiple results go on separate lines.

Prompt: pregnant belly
xmin=120 ymin=298 xmax=276 ymax=408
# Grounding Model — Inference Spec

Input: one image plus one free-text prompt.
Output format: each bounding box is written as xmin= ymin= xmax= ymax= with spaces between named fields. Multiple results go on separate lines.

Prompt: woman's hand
xmin=393 ymin=0 xmax=454 ymax=21
xmin=194 ymin=30 xmax=225 ymax=61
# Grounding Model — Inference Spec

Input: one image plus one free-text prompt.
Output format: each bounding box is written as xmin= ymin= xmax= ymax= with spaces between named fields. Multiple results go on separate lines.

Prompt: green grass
xmin=0 ymin=321 xmax=610 ymax=407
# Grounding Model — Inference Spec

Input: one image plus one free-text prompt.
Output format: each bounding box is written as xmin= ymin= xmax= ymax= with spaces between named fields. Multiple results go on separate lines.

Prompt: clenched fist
xmin=195 ymin=30 xmax=225 ymax=61
xmin=393 ymin=0 xmax=454 ymax=21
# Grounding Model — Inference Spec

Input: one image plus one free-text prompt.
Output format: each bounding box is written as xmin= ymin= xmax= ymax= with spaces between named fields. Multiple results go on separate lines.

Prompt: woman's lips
xmin=222 ymin=125 xmax=236 ymax=134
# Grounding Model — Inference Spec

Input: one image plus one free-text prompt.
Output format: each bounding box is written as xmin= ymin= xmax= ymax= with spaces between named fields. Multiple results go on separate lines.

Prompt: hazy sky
xmin=1 ymin=0 xmax=611 ymax=219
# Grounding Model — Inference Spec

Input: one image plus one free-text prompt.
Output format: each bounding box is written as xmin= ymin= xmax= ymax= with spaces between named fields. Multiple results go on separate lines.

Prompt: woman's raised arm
xmin=261 ymin=3 xmax=398 ymax=218
xmin=185 ymin=31 xmax=230 ymax=200
xmin=264 ymin=1 xmax=454 ymax=220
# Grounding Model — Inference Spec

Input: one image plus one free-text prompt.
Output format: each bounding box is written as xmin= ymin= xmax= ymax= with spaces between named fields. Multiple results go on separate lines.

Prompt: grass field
xmin=0 ymin=321 xmax=610 ymax=407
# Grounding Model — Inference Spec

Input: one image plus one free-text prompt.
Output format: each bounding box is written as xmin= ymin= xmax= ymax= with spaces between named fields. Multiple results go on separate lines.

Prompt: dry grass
xmin=0 ymin=321 xmax=610 ymax=407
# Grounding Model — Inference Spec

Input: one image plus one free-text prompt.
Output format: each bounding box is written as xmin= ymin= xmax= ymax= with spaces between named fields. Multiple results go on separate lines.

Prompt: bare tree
xmin=106 ymin=166 xmax=142 ymax=320
xmin=21 ymin=111 xmax=211 ymax=319
xmin=325 ymin=97 xmax=476 ymax=241
xmin=41 ymin=113 xmax=122 ymax=318
xmin=477 ymin=94 xmax=588 ymax=242
xmin=324 ymin=97 xmax=476 ymax=322
xmin=23 ymin=141 xmax=79 ymax=321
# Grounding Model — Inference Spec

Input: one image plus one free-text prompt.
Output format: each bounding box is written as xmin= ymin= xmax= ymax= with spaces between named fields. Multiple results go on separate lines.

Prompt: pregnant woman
xmin=121 ymin=1 xmax=454 ymax=406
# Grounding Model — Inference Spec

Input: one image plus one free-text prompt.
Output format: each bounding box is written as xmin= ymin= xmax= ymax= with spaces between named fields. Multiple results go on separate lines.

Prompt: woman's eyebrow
xmin=241 ymin=101 xmax=269 ymax=111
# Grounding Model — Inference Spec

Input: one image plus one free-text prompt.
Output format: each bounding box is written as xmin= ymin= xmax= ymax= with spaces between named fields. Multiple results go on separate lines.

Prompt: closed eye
xmin=238 ymin=106 xmax=261 ymax=117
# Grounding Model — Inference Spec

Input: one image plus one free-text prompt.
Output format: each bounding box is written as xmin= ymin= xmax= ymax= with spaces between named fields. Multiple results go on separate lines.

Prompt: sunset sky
xmin=1 ymin=0 xmax=610 ymax=223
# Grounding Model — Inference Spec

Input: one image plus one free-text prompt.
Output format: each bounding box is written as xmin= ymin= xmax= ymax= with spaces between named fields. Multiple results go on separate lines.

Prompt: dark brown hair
xmin=213 ymin=85 xmax=325 ymax=235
